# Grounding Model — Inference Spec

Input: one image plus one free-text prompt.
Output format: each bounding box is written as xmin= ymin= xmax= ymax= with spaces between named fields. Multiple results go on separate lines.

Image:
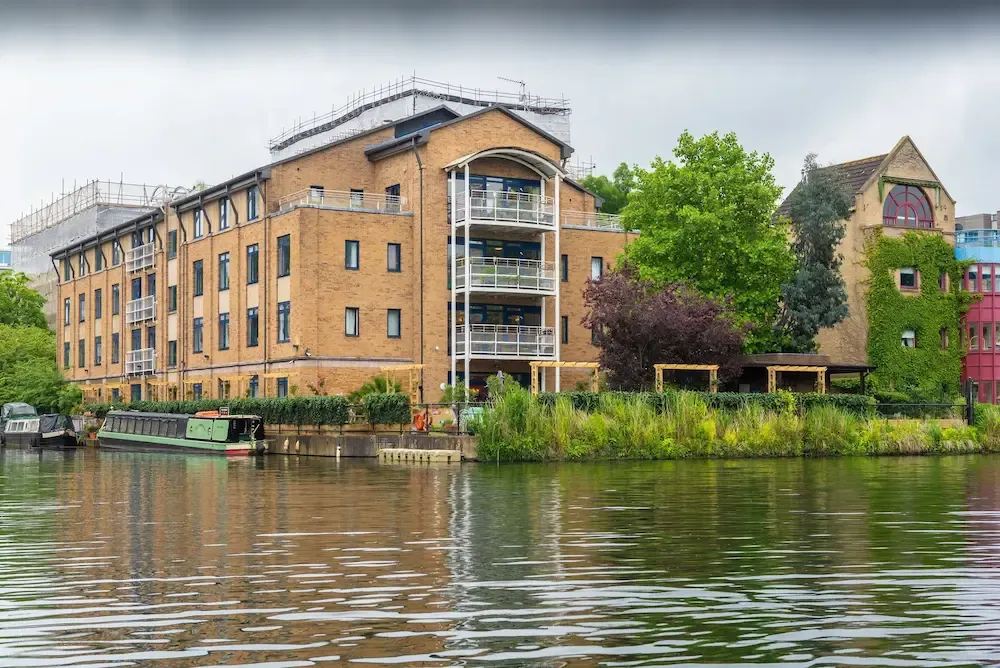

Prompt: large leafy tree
xmin=775 ymin=153 xmax=853 ymax=352
xmin=579 ymin=162 xmax=636 ymax=214
xmin=622 ymin=131 xmax=795 ymax=352
xmin=583 ymin=264 xmax=746 ymax=391
xmin=0 ymin=325 xmax=80 ymax=413
xmin=0 ymin=271 xmax=47 ymax=329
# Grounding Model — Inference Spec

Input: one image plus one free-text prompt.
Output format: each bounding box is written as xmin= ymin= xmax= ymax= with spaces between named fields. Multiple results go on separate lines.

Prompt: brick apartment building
xmin=52 ymin=102 xmax=635 ymax=404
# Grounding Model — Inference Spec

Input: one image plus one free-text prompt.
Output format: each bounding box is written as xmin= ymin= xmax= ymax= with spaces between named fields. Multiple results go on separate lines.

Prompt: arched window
xmin=883 ymin=185 xmax=933 ymax=229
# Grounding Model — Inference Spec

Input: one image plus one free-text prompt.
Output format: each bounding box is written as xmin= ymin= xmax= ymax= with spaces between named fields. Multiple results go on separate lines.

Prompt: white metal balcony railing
xmin=125 ymin=296 xmax=156 ymax=325
xmin=278 ymin=189 xmax=407 ymax=214
xmin=957 ymin=230 xmax=1000 ymax=248
xmin=125 ymin=348 xmax=156 ymax=377
xmin=561 ymin=211 xmax=626 ymax=231
xmin=453 ymin=190 xmax=554 ymax=227
xmin=126 ymin=242 xmax=155 ymax=272
xmin=454 ymin=324 xmax=556 ymax=359
xmin=455 ymin=257 xmax=556 ymax=293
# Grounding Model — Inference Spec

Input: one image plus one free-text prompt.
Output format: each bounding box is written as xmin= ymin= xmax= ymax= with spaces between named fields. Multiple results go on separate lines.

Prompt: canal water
xmin=1 ymin=451 xmax=999 ymax=667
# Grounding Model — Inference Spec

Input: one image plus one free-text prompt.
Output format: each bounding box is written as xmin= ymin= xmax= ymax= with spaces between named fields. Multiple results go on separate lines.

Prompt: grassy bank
xmin=476 ymin=380 xmax=1000 ymax=462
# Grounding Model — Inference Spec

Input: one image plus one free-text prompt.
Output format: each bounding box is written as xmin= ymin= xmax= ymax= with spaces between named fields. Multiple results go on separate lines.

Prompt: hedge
xmin=535 ymin=391 xmax=876 ymax=416
xmin=361 ymin=392 xmax=412 ymax=428
xmin=85 ymin=396 xmax=354 ymax=427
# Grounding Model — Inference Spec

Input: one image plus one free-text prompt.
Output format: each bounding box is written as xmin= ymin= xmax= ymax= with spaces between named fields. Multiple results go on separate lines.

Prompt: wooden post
xmin=591 ymin=368 xmax=599 ymax=392
xmin=710 ymin=368 xmax=718 ymax=394
xmin=655 ymin=367 xmax=663 ymax=393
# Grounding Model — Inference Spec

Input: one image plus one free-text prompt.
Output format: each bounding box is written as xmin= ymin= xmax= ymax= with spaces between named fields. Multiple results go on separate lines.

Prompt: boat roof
xmin=106 ymin=410 xmax=262 ymax=420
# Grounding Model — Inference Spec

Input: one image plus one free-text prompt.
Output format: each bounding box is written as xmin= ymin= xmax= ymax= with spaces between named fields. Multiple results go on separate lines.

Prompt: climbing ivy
xmin=864 ymin=230 xmax=976 ymax=400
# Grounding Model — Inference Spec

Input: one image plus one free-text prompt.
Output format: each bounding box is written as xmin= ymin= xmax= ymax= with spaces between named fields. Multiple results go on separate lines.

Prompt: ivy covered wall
xmin=864 ymin=230 xmax=975 ymax=399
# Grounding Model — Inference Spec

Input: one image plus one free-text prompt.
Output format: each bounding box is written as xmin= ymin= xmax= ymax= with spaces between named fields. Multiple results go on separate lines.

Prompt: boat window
xmin=166 ymin=420 xmax=175 ymax=438
xmin=159 ymin=420 xmax=168 ymax=437
xmin=126 ymin=418 xmax=135 ymax=433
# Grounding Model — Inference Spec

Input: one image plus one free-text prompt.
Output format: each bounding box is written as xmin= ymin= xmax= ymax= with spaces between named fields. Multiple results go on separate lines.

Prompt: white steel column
xmin=450 ymin=170 xmax=457 ymax=388
xmin=463 ymin=164 xmax=471 ymax=388
xmin=554 ymin=172 xmax=562 ymax=391
xmin=540 ymin=177 xmax=547 ymax=392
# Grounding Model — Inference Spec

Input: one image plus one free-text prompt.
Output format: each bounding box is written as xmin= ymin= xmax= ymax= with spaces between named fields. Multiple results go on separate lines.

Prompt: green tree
xmin=579 ymin=162 xmax=636 ymax=214
xmin=622 ymin=130 xmax=795 ymax=352
xmin=0 ymin=271 xmax=47 ymax=329
xmin=0 ymin=325 xmax=81 ymax=413
xmin=347 ymin=375 xmax=402 ymax=403
xmin=775 ymin=153 xmax=853 ymax=352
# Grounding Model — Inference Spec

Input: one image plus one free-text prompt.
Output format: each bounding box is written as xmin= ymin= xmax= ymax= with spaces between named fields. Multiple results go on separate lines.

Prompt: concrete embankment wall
xmin=268 ymin=431 xmax=478 ymax=460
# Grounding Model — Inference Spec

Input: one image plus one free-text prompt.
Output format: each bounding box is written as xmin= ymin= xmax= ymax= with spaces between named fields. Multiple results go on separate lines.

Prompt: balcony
xmin=454 ymin=324 xmax=555 ymax=360
xmin=561 ymin=211 xmax=626 ymax=231
xmin=125 ymin=296 xmax=156 ymax=325
xmin=278 ymin=189 xmax=407 ymax=215
xmin=126 ymin=348 xmax=156 ymax=377
xmin=957 ymin=230 xmax=1000 ymax=247
xmin=455 ymin=257 xmax=556 ymax=294
xmin=453 ymin=190 xmax=554 ymax=228
xmin=127 ymin=242 xmax=155 ymax=272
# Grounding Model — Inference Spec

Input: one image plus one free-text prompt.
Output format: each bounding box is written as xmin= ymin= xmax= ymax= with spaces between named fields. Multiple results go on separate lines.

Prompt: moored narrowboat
xmin=3 ymin=414 xmax=80 ymax=449
xmin=98 ymin=411 xmax=266 ymax=456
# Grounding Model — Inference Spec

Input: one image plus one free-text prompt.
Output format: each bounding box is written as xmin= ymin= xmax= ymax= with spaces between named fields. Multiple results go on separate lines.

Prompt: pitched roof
xmin=776 ymin=153 xmax=888 ymax=218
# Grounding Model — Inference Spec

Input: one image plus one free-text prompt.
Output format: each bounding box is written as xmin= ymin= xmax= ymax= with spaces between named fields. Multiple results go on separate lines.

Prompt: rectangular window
xmin=95 ymin=336 xmax=102 ymax=365
xmin=277 ymin=235 xmax=291 ymax=277
xmin=167 ymin=230 xmax=178 ymax=259
xmin=78 ymin=339 xmax=85 ymax=368
xmin=79 ymin=252 xmax=86 ymax=277
xmin=387 ymin=309 xmax=401 ymax=338
xmin=900 ymin=267 xmax=916 ymax=289
xmin=192 ymin=383 xmax=202 ymax=401
xmin=95 ymin=288 xmax=102 ymax=320
xmin=968 ymin=265 xmax=979 ymax=292
xmin=985 ymin=323 xmax=993 ymax=351
xmin=246 ymin=244 xmax=259 ymax=284
xmin=970 ymin=323 xmax=979 ymax=351
xmin=63 ymin=258 xmax=71 ymax=281
xmin=940 ymin=327 xmax=949 ymax=350
xmin=387 ymin=243 xmax=401 ymax=272
xmin=345 ymin=307 xmax=359 ymax=337
xmin=218 ymin=252 xmax=230 ymax=291
xmin=193 ymin=260 xmax=204 ymax=296
xmin=561 ymin=315 xmax=569 ymax=344
xmin=591 ymin=326 xmax=599 ymax=345
xmin=277 ymin=301 xmax=291 ymax=343
xmin=168 ymin=285 xmax=177 ymax=313
xmin=985 ymin=265 xmax=993 ymax=293
xmin=193 ymin=317 xmax=203 ymax=353
xmin=345 ymin=240 xmax=359 ymax=270
xmin=219 ymin=313 xmax=230 ymax=350
xmin=277 ymin=377 xmax=288 ymax=398
xmin=591 ymin=257 xmax=604 ymax=280
xmin=111 ymin=388 xmax=120 ymax=403
xmin=147 ymin=326 xmax=156 ymax=351
xmin=902 ymin=329 xmax=916 ymax=348
xmin=63 ymin=342 xmax=70 ymax=368
xmin=131 ymin=328 xmax=141 ymax=351
xmin=249 ymin=375 xmax=259 ymax=399
xmin=939 ymin=270 xmax=948 ymax=292
xmin=130 ymin=277 xmax=141 ymax=301
xmin=193 ymin=209 xmax=204 ymax=239
xmin=219 ymin=198 xmax=229 ymax=230
xmin=996 ymin=322 xmax=1000 ymax=349
xmin=350 ymin=188 xmax=364 ymax=208
xmin=247 ymin=185 xmax=259 ymax=221
xmin=112 ymin=333 xmax=120 ymax=364
xmin=561 ymin=254 xmax=568 ymax=282
xmin=78 ymin=293 xmax=86 ymax=322
xmin=112 ymin=241 xmax=122 ymax=267
xmin=168 ymin=340 xmax=177 ymax=367
xmin=112 ymin=284 xmax=120 ymax=315
xmin=247 ymin=307 xmax=259 ymax=347
xmin=63 ymin=298 xmax=70 ymax=326
xmin=147 ymin=273 xmax=156 ymax=297
xmin=94 ymin=248 xmax=103 ymax=272
xmin=385 ymin=184 xmax=401 ymax=211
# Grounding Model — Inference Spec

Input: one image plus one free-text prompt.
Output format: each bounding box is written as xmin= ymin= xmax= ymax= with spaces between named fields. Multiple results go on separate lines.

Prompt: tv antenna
xmin=498 ymin=76 xmax=527 ymax=104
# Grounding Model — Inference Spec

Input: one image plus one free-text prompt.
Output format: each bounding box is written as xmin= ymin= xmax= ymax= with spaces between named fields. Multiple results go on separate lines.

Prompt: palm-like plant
xmin=347 ymin=376 xmax=402 ymax=403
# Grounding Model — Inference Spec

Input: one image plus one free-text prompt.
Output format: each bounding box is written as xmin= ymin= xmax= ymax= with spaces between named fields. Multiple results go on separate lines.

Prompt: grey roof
xmin=776 ymin=153 xmax=888 ymax=218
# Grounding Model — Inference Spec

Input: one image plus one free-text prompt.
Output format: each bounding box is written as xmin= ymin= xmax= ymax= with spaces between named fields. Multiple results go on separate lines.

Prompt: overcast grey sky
xmin=2 ymin=4 xmax=998 ymax=244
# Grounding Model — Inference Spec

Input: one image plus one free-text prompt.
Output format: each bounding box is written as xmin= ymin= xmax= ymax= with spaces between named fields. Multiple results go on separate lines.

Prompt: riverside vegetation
xmin=476 ymin=377 xmax=1000 ymax=462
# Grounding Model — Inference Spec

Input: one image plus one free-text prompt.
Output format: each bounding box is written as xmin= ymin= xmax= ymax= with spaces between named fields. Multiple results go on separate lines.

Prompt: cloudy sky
xmin=2 ymin=2 xmax=998 ymax=244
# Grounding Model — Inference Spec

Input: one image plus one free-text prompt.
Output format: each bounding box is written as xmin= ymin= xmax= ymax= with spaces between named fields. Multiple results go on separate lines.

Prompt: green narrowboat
xmin=98 ymin=410 xmax=266 ymax=456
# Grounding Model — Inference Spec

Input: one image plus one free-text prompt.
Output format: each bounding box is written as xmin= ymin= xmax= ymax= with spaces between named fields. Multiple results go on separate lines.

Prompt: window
xmin=167 ymin=230 xmax=178 ymax=259
xmin=277 ymin=235 xmax=291 ymax=277
xmin=112 ymin=284 xmax=120 ymax=315
xmin=193 ymin=260 xmax=204 ymax=296
xmin=111 ymin=387 xmax=120 ymax=403
xmin=900 ymin=267 xmax=916 ymax=290
xmin=94 ymin=247 xmax=103 ymax=272
xmin=385 ymin=184 xmax=401 ymax=211
xmin=95 ymin=288 xmax=102 ymax=320
xmin=218 ymin=252 xmax=230 ymax=291
xmin=168 ymin=340 xmax=177 ymax=367
xmin=345 ymin=240 xmax=359 ymax=270
xmin=387 ymin=309 xmax=401 ymax=338
xmin=996 ymin=322 xmax=1000 ymax=349
xmin=970 ymin=323 xmax=978 ymax=351
xmin=969 ymin=265 xmax=979 ymax=292
xmin=130 ymin=384 xmax=142 ymax=403
xmin=78 ymin=252 xmax=86 ymax=277
xmin=591 ymin=257 xmax=604 ymax=280
xmin=193 ymin=209 xmax=204 ymax=239
xmin=561 ymin=254 xmax=568 ymax=282
xmin=111 ymin=333 xmax=120 ymax=364
xmin=78 ymin=339 xmax=85 ymax=368
xmin=63 ymin=342 xmax=70 ymax=368
xmin=246 ymin=244 xmax=259 ymax=284
xmin=112 ymin=241 xmax=122 ymax=267
xmin=882 ymin=184 xmax=934 ymax=229
xmin=219 ymin=313 xmax=230 ymax=350
xmin=387 ymin=243 xmax=401 ymax=272
xmin=350 ymin=188 xmax=364 ymax=208
xmin=147 ymin=226 xmax=155 ymax=244
xmin=78 ymin=293 xmax=86 ymax=322
xmin=247 ymin=307 xmax=259 ymax=347
xmin=591 ymin=326 xmax=599 ymax=345
xmin=277 ymin=301 xmax=291 ymax=343
xmin=62 ymin=258 xmax=71 ymax=281
xmin=147 ymin=326 xmax=156 ymax=351
xmin=276 ymin=377 xmax=288 ymax=398
xmin=901 ymin=329 xmax=916 ymax=348
xmin=131 ymin=328 xmax=141 ymax=352
xmin=940 ymin=327 xmax=949 ymax=350
xmin=939 ymin=271 xmax=948 ymax=292
xmin=247 ymin=185 xmax=259 ymax=221
xmin=192 ymin=383 xmax=203 ymax=401
xmin=345 ymin=307 xmax=359 ymax=337
xmin=131 ymin=277 xmax=142 ymax=301
xmin=193 ymin=317 xmax=204 ymax=353
xmin=147 ymin=273 xmax=156 ymax=297
xmin=218 ymin=198 xmax=229 ymax=230
xmin=561 ymin=315 xmax=569 ymax=344
xmin=249 ymin=375 xmax=259 ymax=399
xmin=985 ymin=265 xmax=994 ymax=293
xmin=168 ymin=286 xmax=177 ymax=313
xmin=63 ymin=298 xmax=70 ymax=326
xmin=94 ymin=336 xmax=103 ymax=366
xmin=985 ymin=323 xmax=993 ymax=351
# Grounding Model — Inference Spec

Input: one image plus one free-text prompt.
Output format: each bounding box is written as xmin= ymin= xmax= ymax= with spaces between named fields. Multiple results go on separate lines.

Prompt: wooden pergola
xmin=262 ymin=372 xmax=299 ymax=398
xmin=654 ymin=364 xmax=720 ymax=394
xmin=379 ymin=364 xmax=424 ymax=403
xmin=147 ymin=380 xmax=179 ymax=402
xmin=766 ymin=365 xmax=827 ymax=394
xmin=529 ymin=361 xmax=600 ymax=394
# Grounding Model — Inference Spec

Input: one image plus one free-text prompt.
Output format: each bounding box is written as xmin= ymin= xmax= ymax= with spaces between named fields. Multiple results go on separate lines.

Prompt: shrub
xmin=361 ymin=392 xmax=411 ymax=429
xmin=83 ymin=396 xmax=350 ymax=427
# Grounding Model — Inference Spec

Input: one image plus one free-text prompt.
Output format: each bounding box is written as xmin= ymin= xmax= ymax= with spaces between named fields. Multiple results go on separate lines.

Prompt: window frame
xmin=95 ymin=335 xmax=102 ymax=366
xmin=387 ymin=243 xmax=401 ymax=272
xmin=168 ymin=285 xmax=178 ymax=313
xmin=899 ymin=267 xmax=917 ymax=290
xmin=246 ymin=244 xmax=259 ymax=284
xmin=277 ymin=235 xmax=291 ymax=277
xmin=112 ymin=284 xmax=120 ymax=315
xmin=218 ymin=198 xmax=229 ymax=230
xmin=193 ymin=260 xmax=204 ymax=297
xmin=218 ymin=252 xmax=230 ymax=291
xmin=167 ymin=230 xmax=178 ymax=259
xmin=193 ymin=209 xmax=204 ymax=239
xmin=111 ymin=333 xmax=120 ymax=364
xmin=277 ymin=301 xmax=291 ymax=343
xmin=387 ymin=308 xmax=401 ymax=339
xmin=247 ymin=307 xmax=259 ymax=347
xmin=591 ymin=256 xmax=604 ymax=280
xmin=345 ymin=240 xmax=360 ymax=270
xmin=218 ymin=312 xmax=230 ymax=350
xmin=247 ymin=185 xmax=259 ymax=221
xmin=78 ymin=293 xmax=86 ymax=323
xmin=345 ymin=307 xmax=360 ymax=337
xmin=193 ymin=317 xmax=204 ymax=353
xmin=902 ymin=329 xmax=917 ymax=349
xmin=168 ymin=340 xmax=178 ymax=367
xmin=95 ymin=288 xmax=102 ymax=320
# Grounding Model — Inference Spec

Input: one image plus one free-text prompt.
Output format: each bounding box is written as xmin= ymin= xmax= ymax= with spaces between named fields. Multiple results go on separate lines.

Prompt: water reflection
xmin=0 ymin=451 xmax=998 ymax=665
